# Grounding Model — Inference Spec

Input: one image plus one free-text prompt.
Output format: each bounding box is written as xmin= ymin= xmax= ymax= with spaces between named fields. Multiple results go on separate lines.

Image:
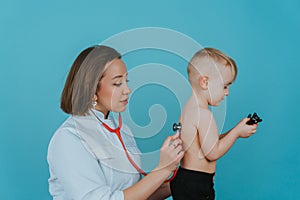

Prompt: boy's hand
xmin=234 ymin=118 xmax=258 ymax=138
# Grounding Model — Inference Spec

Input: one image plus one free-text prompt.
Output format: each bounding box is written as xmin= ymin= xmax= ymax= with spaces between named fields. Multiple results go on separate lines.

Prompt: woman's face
xmin=95 ymin=58 xmax=131 ymax=115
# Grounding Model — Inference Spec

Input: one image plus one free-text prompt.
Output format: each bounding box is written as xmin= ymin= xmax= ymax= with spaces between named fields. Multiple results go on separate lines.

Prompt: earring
xmin=92 ymin=101 xmax=97 ymax=109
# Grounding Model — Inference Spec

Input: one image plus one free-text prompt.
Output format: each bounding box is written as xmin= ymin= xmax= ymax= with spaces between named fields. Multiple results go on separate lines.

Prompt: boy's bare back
xmin=180 ymin=96 xmax=219 ymax=173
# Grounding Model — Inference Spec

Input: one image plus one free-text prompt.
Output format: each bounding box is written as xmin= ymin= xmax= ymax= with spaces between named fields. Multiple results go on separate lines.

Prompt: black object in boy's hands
xmin=246 ymin=112 xmax=262 ymax=125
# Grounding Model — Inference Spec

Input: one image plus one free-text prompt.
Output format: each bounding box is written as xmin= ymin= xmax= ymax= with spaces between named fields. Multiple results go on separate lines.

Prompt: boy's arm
xmin=197 ymin=110 xmax=257 ymax=161
xmin=219 ymin=129 xmax=231 ymax=139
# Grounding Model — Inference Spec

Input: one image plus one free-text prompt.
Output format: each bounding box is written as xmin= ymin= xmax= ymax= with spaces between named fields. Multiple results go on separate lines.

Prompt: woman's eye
xmin=114 ymin=83 xmax=122 ymax=87
xmin=126 ymin=79 xmax=130 ymax=83
xmin=224 ymin=86 xmax=228 ymax=89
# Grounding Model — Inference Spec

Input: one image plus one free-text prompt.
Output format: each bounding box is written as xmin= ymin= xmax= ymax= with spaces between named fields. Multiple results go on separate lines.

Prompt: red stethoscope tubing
xmin=100 ymin=113 xmax=178 ymax=183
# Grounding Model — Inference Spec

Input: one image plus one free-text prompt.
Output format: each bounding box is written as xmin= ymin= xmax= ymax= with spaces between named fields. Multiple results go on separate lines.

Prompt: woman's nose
xmin=123 ymin=84 xmax=131 ymax=95
xmin=225 ymin=89 xmax=229 ymax=96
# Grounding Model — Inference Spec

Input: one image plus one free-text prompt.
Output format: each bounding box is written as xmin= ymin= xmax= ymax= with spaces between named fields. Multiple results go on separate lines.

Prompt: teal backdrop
xmin=1 ymin=0 xmax=299 ymax=199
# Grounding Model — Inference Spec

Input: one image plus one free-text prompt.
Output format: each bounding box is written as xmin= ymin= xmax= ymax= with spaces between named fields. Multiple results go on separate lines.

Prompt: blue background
xmin=1 ymin=0 xmax=300 ymax=199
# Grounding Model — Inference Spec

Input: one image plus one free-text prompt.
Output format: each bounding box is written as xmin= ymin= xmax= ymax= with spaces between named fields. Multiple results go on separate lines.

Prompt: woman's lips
xmin=120 ymin=99 xmax=128 ymax=104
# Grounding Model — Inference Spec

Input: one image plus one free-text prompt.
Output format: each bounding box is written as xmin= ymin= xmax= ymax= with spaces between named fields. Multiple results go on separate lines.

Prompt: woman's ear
xmin=93 ymin=94 xmax=98 ymax=102
xmin=199 ymin=76 xmax=209 ymax=89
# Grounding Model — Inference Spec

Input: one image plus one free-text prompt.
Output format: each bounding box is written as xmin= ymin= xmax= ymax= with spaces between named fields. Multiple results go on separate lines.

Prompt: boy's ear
xmin=199 ymin=76 xmax=209 ymax=89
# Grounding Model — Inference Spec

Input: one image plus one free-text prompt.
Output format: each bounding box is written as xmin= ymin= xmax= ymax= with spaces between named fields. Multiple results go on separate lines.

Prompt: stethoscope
xmin=91 ymin=110 xmax=181 ymax=183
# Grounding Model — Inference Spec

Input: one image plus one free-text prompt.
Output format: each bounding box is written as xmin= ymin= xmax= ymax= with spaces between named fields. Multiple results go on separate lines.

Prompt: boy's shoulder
xmin=182 ymin=103 xmax=213 ymax=118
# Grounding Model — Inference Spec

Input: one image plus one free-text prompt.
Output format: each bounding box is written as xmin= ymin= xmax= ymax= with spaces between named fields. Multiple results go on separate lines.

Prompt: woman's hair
xmin=60 ymin=45 xmax=121 ymax=115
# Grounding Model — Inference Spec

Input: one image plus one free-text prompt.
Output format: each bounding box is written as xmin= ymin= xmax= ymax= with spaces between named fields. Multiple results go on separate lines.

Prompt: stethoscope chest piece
xmin=173 ymin=122 xmax=182 ymax=132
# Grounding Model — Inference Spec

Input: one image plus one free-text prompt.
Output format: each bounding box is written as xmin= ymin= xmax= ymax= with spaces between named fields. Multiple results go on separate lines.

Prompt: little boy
xmin=170 ymin=48 xmax=258 ymax=200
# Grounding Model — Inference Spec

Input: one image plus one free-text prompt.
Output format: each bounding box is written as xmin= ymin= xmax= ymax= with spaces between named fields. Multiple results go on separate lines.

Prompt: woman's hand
xmin=157 ymin=132 xmax=184 ymax=173
xmin=233 ymin=118 xmax=258 ymax=138
xmin=123 ymin=133 xmax=184 ymax=200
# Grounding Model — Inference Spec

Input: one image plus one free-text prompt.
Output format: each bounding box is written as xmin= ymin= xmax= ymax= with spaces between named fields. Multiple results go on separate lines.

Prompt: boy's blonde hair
xmin=187 ymin=48 xmax=237 ymax=83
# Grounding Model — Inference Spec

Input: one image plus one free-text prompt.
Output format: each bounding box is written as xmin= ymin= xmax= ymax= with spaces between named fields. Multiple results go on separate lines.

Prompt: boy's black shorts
xmin=170 ymin=167 xmax=215 ymax=200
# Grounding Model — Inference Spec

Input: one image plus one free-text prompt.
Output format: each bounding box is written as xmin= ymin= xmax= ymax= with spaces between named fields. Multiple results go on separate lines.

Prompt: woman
xmin=47 ymin=45 xmax=184 ymax=200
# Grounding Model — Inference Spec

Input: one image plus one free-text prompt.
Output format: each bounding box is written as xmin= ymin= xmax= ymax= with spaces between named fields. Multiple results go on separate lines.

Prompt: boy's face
xmin=207 ymin=65 xmax=235 ymax=106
